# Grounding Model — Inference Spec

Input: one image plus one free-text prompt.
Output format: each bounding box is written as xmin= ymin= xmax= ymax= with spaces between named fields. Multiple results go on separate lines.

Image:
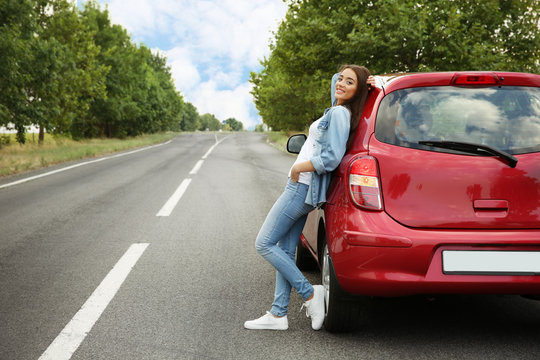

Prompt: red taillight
xmin=348 ymin=156 xmax=383 ymax=211
xmin=452 ymin=73 xmax=499 ymax=86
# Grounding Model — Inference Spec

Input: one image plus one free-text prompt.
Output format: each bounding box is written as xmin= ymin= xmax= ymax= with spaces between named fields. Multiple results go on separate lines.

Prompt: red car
xmin=288 ymin=71 xmax=540 ymax=332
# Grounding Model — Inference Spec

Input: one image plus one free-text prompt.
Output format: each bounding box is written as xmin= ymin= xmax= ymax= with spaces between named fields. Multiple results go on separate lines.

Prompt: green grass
xmin=0 ymin=132 xmax=178 ymax=177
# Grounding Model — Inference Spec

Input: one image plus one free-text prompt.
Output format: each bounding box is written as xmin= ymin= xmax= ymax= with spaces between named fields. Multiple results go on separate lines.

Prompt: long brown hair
xmin=337 ymin=64 xmax=371 ymax=149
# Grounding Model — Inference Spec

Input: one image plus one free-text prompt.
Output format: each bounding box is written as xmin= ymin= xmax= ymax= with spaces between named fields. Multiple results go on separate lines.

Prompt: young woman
xmin=245 ymin=65 xmax=373 ymax=331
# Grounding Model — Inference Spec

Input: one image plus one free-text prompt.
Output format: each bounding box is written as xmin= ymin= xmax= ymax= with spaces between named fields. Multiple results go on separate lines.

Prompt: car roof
xmin=374 ymin=71 xmax=540 ymax=94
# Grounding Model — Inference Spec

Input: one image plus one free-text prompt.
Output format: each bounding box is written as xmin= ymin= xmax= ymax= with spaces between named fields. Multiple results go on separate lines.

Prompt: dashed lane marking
xmin=38 ymin=243 xmax=149 ymax=360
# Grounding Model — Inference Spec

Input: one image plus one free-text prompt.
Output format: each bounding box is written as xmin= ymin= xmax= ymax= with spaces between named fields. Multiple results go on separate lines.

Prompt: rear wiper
xmin=418 ymin=140 xmax=518 ymax=168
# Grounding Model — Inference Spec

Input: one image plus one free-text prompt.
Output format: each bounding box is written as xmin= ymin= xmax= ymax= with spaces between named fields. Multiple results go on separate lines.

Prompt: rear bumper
xmin=335 ymin=245 xmax=540 ymax=297
xmin=326 ymin=207 xmax=540 ymax=297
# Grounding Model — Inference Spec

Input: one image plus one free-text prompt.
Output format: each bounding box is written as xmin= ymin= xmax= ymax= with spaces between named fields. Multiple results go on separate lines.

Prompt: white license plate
xmin=442 ymin=250 xmax=540 ymax=275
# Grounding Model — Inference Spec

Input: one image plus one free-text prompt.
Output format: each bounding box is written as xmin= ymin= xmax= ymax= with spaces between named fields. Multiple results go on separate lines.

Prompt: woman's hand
xmin=367 ymin=75 xmax=376 ymax=90
xmin=290 ymin=163 xmax=301 ymax=183
xmin=290 ymin=161 xmax=316 ymax=183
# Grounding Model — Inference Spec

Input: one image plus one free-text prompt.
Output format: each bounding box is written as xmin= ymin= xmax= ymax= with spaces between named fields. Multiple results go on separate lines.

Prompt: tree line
xmin=0 ymin=0 xmax=242 ymax=145
xmin=251 ymin=0 xmax=540 ymax=132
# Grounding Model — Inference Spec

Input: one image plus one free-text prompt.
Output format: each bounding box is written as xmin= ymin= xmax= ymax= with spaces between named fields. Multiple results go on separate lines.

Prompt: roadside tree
xmin=251 ymin=0 xmax=540 ymax=131
xmin=199 ymin=113 xmax=222 ymax=131
xmin=224 ymin=117 xmax=244 ymax=131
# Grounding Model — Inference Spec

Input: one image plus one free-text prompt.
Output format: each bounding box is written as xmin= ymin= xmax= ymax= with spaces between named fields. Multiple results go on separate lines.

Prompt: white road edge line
xmin=156 ymin=178 xmax=192 ymax=217
xmin=38 ymin=243 xmax=149 ymax=360
xmin=0 ymin=140 xmax=172 ymax=190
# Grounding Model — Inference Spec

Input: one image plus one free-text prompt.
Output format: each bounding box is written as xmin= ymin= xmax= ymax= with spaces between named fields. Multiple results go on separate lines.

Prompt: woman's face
xmin=335 ymin=68 xmax=358 ymax=105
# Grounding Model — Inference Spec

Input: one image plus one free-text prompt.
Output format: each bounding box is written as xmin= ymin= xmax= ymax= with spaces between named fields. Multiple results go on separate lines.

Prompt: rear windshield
xmin=375 ymin=86 xmax=540 ymax=155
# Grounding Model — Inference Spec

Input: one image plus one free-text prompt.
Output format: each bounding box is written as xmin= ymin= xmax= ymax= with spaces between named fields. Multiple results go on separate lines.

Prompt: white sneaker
xmin=244 ymin=312 xmax=288 ymax=330
xmin=303 ymin=285 xmax=325 ymax=330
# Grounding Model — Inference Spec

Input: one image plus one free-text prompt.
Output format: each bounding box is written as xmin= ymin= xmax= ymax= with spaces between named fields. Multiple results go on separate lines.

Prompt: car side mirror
xmin=287 ymin=134 xmax=307 ymax=154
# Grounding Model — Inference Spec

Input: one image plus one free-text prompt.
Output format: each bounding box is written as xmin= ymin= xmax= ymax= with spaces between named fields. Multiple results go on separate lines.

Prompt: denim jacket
xmin=305 ymin=73 xmax=350 ymax=206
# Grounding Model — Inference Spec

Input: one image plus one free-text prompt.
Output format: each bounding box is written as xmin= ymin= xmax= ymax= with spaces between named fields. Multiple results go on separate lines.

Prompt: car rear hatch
xmin=369 ymin=72 xmax=540 ymax=229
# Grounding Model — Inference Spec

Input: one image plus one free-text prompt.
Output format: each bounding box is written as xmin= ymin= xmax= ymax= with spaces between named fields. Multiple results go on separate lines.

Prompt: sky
xmin=93 ymin=0 xmax=288 ymax=130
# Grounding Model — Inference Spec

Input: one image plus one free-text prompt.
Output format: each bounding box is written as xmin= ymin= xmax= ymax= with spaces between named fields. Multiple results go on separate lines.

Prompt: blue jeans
xmin=255 ymin=179 xmax=316 ymax=317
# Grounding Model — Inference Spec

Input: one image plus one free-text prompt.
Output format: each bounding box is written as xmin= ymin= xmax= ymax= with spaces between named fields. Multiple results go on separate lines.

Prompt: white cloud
xmin=165 ymin=47 xmax=201 ymax=91
xmin=104 ymin=0 xmax=176 ymax=36
xmin=191 ymin=81 xmax=257 ymax=129
xmin=97 ymin=0 xmax=287 ymax=129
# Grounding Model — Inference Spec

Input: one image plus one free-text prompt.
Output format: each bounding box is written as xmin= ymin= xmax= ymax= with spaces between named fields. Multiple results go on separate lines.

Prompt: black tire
xmin=295 ymin=240 xmax=317 ymax=271
xmin=322 ymin=243 xmax=364 ymax=332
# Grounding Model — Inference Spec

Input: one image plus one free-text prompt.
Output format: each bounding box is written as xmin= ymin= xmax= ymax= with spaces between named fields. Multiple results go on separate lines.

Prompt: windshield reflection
xmin=376 ymin=87 xmax=540 ymax=155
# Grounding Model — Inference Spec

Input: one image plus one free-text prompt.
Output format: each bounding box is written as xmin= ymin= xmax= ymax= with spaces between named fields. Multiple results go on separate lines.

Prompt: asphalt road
xmin=1 ymin=132 xmax=540 ymax=360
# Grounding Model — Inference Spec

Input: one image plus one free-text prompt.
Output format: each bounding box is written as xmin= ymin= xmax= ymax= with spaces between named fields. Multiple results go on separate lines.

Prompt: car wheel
xmin=295 ymin=240 xmax=317 ymax=270
xmin=322 ymin=243 xmax=362 ymax=332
